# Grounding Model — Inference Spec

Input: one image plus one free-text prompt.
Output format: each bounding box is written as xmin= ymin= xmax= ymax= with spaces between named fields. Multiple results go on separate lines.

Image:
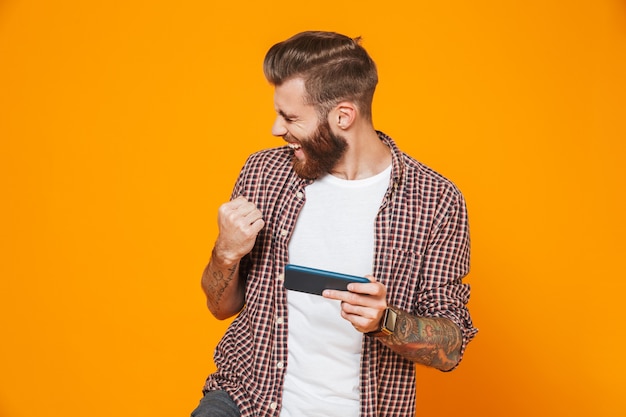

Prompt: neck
xmin=330 ymin=127 xmax=391 ymax=180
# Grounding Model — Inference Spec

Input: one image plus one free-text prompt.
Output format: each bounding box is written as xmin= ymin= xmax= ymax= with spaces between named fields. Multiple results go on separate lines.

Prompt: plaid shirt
xmin=204 ymin=132 xmax=477 ymax=416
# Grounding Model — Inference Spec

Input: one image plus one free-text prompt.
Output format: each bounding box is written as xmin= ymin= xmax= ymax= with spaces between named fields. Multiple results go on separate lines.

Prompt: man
xmin=192 ymin=31 xmax=477 ymax=417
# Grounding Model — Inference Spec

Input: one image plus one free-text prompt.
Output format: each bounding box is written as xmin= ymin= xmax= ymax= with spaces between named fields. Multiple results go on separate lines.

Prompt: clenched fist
xmin=213 ymin=196 xmax=265 ymax=265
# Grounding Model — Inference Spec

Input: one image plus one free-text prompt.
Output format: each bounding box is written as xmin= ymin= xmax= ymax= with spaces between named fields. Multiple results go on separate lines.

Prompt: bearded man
xmin=192 ymin=31 xmax=477 ymax=417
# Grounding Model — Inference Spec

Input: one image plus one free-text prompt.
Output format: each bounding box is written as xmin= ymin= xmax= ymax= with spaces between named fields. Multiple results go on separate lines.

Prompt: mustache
xmin=283 ymin=132 xmax=300 ymax=143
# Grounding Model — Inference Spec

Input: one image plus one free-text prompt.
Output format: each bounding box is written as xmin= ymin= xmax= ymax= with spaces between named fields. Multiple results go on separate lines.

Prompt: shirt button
xmin=277 ymin=273 xmax=284 ymax=282
xmin=296 ymin=191 xmax=304 ymax=199
xmin=276 ymin=317 xmax=284 ymax=324
xmin=277 ymin=361 xmax=284 ymax=369
xmin=270 ymin=402 xmax=278 ymax=410
xmin=280 ymin=229 xmax=288 ymax=236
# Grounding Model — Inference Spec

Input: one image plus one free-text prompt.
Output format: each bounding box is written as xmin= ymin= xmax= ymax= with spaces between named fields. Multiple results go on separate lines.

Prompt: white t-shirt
xmin=281 ymin=165 xmax=391 ymax=417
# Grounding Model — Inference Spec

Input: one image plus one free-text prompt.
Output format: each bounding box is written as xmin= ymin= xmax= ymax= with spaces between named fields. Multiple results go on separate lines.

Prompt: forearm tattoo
xmin=203 ymin=258 xmax=238 ymax=314
xmin=383 ymin=309 xmax=463 ymax=371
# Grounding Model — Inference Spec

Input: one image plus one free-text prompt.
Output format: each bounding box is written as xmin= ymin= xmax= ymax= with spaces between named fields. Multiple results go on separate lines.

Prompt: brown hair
xmin=263 ymin=31 xmax=378 ymax=120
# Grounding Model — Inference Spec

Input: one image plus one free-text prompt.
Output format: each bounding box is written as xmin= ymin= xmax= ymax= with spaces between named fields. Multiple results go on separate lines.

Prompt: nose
xmin=271 ymin=116 xmax=287 ymax=137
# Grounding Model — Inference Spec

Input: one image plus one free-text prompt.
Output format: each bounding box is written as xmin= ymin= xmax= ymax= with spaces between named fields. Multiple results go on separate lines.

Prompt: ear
xmin=331 ymin=102 xmax=357 ymax=130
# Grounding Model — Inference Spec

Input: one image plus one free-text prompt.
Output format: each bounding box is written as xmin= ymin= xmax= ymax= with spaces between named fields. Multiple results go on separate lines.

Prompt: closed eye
xmin=278 ymin=110 xmax=298 ymax=123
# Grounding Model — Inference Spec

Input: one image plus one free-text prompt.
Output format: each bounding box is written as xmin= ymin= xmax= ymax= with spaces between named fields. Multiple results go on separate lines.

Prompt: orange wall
xmin=1 ymin=1 xmax=625 ymax=416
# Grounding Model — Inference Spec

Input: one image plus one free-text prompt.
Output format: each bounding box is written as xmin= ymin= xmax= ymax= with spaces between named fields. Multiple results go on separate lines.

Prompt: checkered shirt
xmin=203 ymin=131 xmax=477 ymax=416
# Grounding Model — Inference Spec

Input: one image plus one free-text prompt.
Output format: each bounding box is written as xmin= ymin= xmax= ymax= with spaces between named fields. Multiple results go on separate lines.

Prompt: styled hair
xmin=263 ymin=31 xmax=378 ymax=120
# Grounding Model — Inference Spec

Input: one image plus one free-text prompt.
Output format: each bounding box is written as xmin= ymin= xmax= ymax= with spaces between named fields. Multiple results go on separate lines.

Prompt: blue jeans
xmin=191 ymin=390 xmax=241 ymax=417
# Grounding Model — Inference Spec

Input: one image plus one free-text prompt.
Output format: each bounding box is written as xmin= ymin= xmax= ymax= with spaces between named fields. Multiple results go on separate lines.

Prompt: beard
xmin=289 ymin=120 xmax=348 ymax=180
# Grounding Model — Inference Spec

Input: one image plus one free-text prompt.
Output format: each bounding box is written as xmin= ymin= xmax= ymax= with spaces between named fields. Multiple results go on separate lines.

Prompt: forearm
xmin=201 ymin=248 xmax=245 ymax=320
xmin=379 ymin=309 xmax=463 ymax=371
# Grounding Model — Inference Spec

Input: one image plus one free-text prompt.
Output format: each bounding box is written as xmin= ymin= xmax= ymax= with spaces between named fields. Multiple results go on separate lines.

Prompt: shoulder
xmin=402 ymin=153 xmax=465 ymax=209
xmin=237 ymin=146 xmax=296 ymax=184
xmin=381 ymin=131 xmax=463 ymax=200
xmin=235 ymin=146 xmax=304 ymax=201
xmin=243 ymin=146 xmax=292 ymax=172
xmin=404 ymin=154 xmax=458 ymax=188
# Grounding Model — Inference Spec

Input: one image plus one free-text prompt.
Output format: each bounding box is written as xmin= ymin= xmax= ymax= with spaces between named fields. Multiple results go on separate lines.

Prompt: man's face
xmin=272 ymin=78 xmax=347 ymax=179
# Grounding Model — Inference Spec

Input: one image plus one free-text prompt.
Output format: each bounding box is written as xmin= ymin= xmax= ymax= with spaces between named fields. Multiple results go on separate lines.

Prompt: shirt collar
xmin=376 ymin=130 xmax=405 ymax=194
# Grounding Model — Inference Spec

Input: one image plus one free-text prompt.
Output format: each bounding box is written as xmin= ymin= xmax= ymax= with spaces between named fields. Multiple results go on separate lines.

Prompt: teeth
xmin=288 ymin=143 xmax=301 ymax=150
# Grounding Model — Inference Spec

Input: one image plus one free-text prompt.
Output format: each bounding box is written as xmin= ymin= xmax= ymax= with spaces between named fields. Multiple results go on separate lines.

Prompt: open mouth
xmin=287 ymin=143 xmax=302 ymax=151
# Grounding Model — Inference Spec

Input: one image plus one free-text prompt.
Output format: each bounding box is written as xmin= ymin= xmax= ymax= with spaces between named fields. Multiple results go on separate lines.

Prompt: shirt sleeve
xmin=415 ymin=185 xmax=478 ymax=367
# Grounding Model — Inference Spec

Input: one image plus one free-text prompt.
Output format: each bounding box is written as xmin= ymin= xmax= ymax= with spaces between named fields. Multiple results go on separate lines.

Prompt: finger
xmin=248 ymin=217 xmax=265 ymax=233
xmin=346 ymin=274 xmax=376 ymax=293
xmin=223 ymin=198 xmax=262 ymax=224
xmin=341 ymin=309 xmax=375 ymax=332
xmin=340 ymin=303 xmax=387 ymax=334
xmin=238 ymin=202 xmax=263 ymax=222
xmin=324 ymin=287 xmax=376 ymax=306
xmin=322 ymin=289 xmax=348 ymax=301
xmin=218 ymin=199 xmax=247 ymax=220
xmin=228 ymin=195 xmax=249 ymax=208
xmin=240 ymin=205 xmax=264 ymax=228
xmin=342 ymin=299 xmax=381 ymax=318
xmin=347 ymin=281 xmax=385 ymax=297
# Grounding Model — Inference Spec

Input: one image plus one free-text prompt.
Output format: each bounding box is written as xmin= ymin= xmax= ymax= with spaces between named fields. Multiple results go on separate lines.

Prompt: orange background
xmin=1 ymin=1 xmax=625 ymax=416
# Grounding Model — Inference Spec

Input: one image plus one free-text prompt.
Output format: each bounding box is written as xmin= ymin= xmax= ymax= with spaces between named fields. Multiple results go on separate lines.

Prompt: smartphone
xmin=284 ymin=264 xmax=370 ymax=296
